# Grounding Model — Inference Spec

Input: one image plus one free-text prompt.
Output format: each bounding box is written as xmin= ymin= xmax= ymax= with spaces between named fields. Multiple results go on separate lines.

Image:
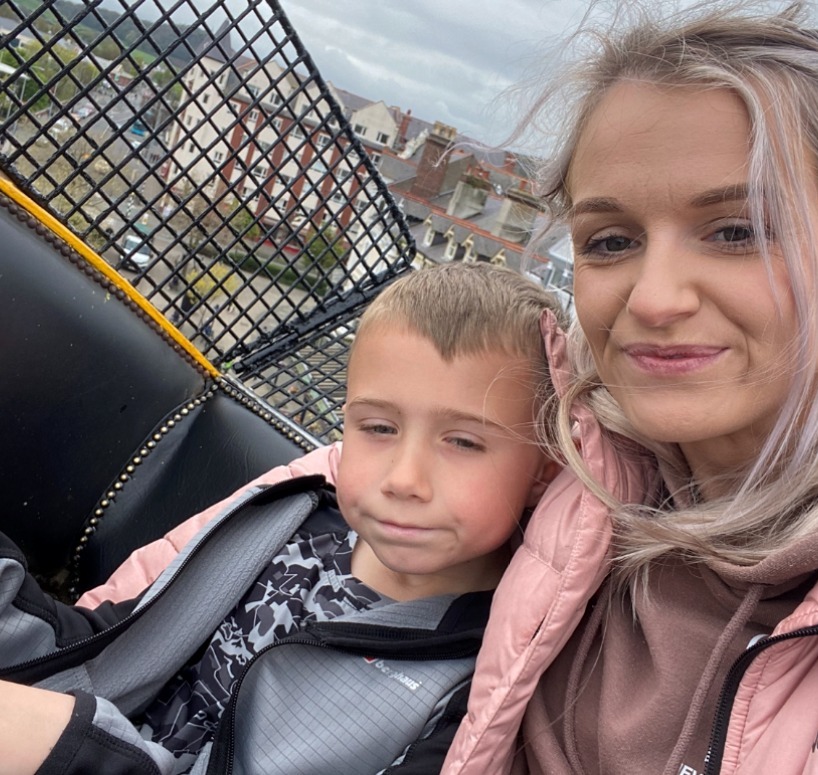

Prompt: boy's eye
xmin=447 ymin=436 xmax=485 ymax=452
xmin=360 ymin=422 xmax=396 ymax=436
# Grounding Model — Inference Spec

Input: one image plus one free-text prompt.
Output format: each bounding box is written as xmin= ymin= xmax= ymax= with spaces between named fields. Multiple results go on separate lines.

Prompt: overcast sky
xmin=277 ymin=0 xmax=590 ymax=144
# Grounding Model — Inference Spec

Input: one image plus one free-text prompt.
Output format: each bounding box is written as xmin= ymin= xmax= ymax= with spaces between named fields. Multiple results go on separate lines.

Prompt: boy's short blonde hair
xmin=353 ymin=260 xmax=567 ymax=398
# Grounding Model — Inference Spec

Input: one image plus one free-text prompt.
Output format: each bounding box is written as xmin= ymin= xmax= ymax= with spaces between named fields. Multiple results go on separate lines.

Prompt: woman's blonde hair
xmin=522 ymin=0 xmax=818 ymax=585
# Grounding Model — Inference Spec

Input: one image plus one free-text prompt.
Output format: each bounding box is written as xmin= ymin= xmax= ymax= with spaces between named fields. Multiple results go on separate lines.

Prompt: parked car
xmin=117 ymin=233 xmax=152 ymax=272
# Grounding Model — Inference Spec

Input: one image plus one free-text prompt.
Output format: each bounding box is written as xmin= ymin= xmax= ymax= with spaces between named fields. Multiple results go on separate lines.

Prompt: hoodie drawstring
xmin=662 ymin=582 xmax=764 ymax=775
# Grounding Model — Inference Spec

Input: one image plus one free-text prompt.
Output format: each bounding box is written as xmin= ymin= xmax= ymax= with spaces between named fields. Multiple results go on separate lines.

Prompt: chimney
xmin=397 ymin=108 xmax=412 ymax=151
xmin=409 ymin=121 xmax=457 ymax=201
xmin=447 ymin=165 xmax=491 ymax=220
xmin=491 ymin=184 xmax=543 ymax=243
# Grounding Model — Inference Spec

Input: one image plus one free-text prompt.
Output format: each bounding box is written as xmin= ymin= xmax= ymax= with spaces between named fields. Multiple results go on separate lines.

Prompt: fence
xmin=0 ymin=0 xmax=416 ymax=444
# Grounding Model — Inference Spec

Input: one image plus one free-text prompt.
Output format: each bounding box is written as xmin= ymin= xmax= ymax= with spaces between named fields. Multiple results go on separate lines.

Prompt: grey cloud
xmin=277 ymin=0 xmax=585 ymax=141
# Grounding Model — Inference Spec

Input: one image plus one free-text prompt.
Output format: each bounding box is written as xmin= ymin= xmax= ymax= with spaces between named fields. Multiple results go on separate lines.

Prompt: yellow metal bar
xmin=0 ymin=176 xmax=220 ymax=377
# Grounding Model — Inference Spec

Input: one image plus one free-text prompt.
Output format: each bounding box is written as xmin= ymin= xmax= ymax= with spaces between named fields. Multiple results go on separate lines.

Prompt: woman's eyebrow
xmin=569 ymin=185 xmax=751 ymax=220
xmin=689 ymin=183 xmax=750 ymax=208
xmin=568 ymin=197 xmax=623 ymax=219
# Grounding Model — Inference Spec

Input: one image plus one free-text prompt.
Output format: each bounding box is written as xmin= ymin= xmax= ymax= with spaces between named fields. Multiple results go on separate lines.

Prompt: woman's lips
xmin=622 ymin=344 xmax=727 ymax=375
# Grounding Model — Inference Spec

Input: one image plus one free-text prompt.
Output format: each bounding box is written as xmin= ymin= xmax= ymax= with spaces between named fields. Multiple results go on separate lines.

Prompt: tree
xmin=92 ymin=36 xmax=121 ymax=62
xmin=228 ymin=198 xmax=261 ymax=246
xmin=305 ymin=226 xmax=349 ymax=272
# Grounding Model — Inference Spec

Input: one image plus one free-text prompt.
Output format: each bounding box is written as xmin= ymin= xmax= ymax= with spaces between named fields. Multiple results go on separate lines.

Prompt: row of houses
xmin=161 ymin=23 xmax=574 ymax=294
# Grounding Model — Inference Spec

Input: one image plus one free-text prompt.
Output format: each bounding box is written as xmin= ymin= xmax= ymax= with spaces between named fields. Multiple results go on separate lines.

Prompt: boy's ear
xmin=526 ymin=458 xmax=562 ymax=508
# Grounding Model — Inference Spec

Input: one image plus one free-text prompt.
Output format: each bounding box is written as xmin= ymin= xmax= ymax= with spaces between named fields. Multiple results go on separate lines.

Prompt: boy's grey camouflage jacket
xmin=0 ymin=476 xmax=491 ymax=775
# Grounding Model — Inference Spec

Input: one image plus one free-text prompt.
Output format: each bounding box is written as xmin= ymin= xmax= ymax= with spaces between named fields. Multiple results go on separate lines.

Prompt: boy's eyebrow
xmin=345 ymin=396 xmax=507 ymax=431
xmin=568 ymin=184 xmax=751 ymax=219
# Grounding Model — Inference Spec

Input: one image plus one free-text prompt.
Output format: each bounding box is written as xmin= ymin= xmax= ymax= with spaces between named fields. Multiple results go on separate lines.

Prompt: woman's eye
xmin=712 ymin=224 xmax=755 ymax=243
xmin=576 ymin=232 xmax=636 ymax=257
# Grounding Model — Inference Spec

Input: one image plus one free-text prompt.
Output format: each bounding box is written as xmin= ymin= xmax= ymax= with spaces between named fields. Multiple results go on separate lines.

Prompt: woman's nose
xmin=625 ymin=241 xmax=700 ymax=327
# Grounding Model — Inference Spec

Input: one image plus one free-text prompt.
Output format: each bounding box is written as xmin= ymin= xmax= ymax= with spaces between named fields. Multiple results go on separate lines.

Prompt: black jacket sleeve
xmin=0 ymin=530 xmax=138 ymax=680
xmin=35 ymin=692 xmax=164 ymax=775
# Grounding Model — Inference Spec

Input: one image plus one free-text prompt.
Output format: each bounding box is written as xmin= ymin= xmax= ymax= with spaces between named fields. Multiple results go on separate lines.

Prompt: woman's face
xmin=569 ymin=82 xmax=801 ymax=484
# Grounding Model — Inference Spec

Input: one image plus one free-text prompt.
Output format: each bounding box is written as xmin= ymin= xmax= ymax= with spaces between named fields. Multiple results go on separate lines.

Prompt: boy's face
xmin=337 ymin=325 xmax=556 ymax=600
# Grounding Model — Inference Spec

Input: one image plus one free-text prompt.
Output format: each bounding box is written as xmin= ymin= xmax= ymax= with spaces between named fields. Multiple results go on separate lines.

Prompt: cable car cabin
xmin=0 ymin=179 xmax=316 ymax=599
xmin=0 ymin=0 xmax=415 ymax=601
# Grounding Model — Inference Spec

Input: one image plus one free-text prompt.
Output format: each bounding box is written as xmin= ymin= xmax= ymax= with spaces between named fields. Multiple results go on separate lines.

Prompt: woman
xmin=443 ymin=1 xmax=818 ymax=773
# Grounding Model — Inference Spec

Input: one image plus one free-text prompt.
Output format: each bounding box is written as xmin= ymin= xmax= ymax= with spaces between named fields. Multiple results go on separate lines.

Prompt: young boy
xmin=0 ymin=262 xmax=565 ymax=775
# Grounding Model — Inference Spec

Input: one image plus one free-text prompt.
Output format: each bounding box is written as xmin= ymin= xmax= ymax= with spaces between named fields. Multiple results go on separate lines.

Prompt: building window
xmin=377 ymin=131 xmax=389 ymax=144
xmin=353 ymin=124 xmax=366 ymax=137
xmin=291 ymin=126 xmax=304 ymax=139
xmin=188 ymin=142 xmax=195 ymax=153
xmin=423 ymin=224 xmax=435 ymax=247
xmin=317 ymin=134 xmax=330 ymax=147
xmin=445 ymin=236 xmax=458 ymax=260
xmin=202 ymin=93 xmax=210 ymax=104
xmin=213 ymin=151 xmax=224 ymax=163
xmin=253 ymin=164 xmax=268 ymax=179
xmin=247 ymin=84 xmax=259 ymax=97
xmin=248 ymin=109 xmax=259 ymax=122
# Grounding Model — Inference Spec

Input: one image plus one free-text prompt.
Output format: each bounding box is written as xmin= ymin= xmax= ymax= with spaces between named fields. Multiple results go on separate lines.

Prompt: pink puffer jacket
xmin=441 ymin=316 xmax=818 ymax=774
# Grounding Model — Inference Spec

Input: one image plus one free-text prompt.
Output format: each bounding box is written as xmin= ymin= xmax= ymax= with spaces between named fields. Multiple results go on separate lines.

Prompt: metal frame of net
xmin=0 ymin=0 xmax=416 ymax=444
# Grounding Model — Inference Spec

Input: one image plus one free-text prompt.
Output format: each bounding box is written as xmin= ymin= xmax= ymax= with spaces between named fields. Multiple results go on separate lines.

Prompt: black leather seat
xmin=0 ymin=185 xmax=315 ymax=599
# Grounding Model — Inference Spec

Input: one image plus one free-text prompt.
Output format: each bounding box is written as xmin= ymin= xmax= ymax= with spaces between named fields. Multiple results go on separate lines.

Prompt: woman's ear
xmin=526 ymin=458 xmax=562 ymax=508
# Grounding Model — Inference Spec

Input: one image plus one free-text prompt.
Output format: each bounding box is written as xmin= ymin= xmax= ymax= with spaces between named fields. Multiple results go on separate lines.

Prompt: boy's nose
xmin=381 ymin=443 xmax=432 ymax=501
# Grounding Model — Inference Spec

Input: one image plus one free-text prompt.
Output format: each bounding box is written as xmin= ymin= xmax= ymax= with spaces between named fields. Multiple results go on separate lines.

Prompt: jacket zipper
xmin=704 ymin=624 xmax=818 ymax=774
xmin=0 ymin=485 xmax=278 ymax=680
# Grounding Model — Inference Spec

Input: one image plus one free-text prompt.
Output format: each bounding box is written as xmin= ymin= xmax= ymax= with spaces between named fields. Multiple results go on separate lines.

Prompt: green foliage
xmin=91 ymin=36 xmax=121 ymax=61
xmin=230 ymin=252 xmax=329 ymax=296
xmin=228 ymin=199 xmax=261 ymax=244
xmin=305 ymin=226 xmax=349 ymax=271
